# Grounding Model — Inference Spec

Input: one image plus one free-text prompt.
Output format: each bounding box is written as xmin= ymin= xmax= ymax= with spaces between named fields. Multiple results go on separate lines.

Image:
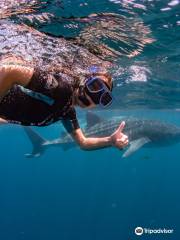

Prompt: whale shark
xmin=23 ymin=112 xmax=180 ymax=158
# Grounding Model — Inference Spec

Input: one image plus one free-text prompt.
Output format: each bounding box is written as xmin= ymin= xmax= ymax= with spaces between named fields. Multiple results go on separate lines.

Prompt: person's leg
xmin=0 ymin=64 xmax=34 ymax=98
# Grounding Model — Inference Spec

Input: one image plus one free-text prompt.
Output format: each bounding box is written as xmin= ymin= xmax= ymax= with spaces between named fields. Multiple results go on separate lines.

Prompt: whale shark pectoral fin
xmin=25 ymin=153 xmax=35 ymax=158
xmin=25 ymin=153 xmax=41 ymax=158
xmin=122 ymin=137 xmax=151 ymax=158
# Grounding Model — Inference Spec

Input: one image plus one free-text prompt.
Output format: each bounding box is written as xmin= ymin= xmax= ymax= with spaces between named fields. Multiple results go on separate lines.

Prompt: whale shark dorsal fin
xmin=86 ymin=111 xmax=104 ymax=128
xmin=122 ymin=137 xmax=151 ymax=158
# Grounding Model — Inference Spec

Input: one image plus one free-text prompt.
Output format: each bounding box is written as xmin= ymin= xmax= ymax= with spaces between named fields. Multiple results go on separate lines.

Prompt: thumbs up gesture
xmin=110 ymin=121 xmax=129 ymax=149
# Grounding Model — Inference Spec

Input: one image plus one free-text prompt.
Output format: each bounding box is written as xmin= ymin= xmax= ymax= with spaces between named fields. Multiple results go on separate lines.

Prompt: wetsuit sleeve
xmin=61 ymin=107 xmax=80 ymax=134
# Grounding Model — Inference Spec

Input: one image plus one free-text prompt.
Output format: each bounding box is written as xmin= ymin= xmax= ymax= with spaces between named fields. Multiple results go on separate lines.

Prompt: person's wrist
xmin=109 ymin=135 xmax=115 ymax=146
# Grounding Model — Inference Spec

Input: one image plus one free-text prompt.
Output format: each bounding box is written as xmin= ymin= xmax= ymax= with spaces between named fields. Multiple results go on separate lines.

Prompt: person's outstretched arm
xmin=71 ymin=121 xmax=128 ymax=150
xmin=0 ymin=64 xmax=34 ymax=98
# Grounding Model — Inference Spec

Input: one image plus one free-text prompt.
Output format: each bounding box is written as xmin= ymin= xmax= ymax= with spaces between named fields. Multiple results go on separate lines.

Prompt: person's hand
xmin=110 ymin=121 xmax=129 ymax=149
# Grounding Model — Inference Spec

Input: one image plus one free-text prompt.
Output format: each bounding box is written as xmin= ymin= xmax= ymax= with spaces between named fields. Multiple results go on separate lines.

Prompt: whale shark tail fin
xmin=23 ymin=127 xmax=47 ymax=158
xmin=122 ymin=137 xmax=151 ymax=158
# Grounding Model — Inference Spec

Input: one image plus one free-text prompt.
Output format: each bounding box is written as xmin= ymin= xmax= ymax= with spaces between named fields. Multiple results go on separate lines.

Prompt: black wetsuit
xmin=0 ymin=68 xmax=80 ymax=133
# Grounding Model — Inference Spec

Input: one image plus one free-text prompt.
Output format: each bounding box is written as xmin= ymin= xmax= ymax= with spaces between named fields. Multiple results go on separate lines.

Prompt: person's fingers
xmin=111 ymin=121 xmax=125 ymax=136
xmin=119 ymin=141 xmax=128 ymax=148
xmin=117 ymin=135 xmax=128 ymax=142
xmin=121 ymin=135 xmax=128 ymax=141
xmin=117 ymin=121 xmax=126 ymax=133
xmin=111 ymin=124 xmax=128 ymax=147
xmin=115 ymin=138 xmax=129 ymax=148
xmin=124 ymin=139 xmax=129 ymax=146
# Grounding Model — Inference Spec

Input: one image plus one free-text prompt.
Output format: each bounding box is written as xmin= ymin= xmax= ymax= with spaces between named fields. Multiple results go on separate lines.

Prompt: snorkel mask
xmin=78 ymin=75 xmax=113 ymax=107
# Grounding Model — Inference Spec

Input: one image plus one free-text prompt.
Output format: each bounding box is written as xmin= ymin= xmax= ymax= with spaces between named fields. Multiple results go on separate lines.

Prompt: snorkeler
xmin=0 ymin=58 xmax=129 ymax=150
xmin=0 ymin=0 xmax=154 ymax=151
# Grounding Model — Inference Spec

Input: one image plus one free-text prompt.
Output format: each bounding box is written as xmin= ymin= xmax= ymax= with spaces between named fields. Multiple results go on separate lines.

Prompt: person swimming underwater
xmin=0 ymin=56 xmax=129 ymax=150
xmin=0 ymin=0 xmax=156 ymax=151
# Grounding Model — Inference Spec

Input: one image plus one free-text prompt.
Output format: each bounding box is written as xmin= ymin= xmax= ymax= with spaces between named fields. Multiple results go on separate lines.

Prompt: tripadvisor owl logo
xmin=134 ymin=226 xmax=174 ymax=236
xmin=135 ymin=227 xmax=143 ymax=236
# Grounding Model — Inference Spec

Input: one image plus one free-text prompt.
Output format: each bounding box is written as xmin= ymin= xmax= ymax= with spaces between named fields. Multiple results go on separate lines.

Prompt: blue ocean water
xmin=0 ymin=0 xmax=180 ymax=240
